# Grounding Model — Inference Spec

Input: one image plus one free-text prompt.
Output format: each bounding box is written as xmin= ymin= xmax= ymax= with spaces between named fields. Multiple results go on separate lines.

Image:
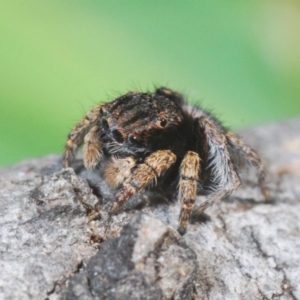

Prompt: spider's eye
xmin=111 ymin=129 xmax=124 ymax=143
xmin=128 ymin=134 xmax=138 ymax=145
xmin=101 ymin=119 xmax=109 ymax=131
xmin=160 ymin=118 xmax=167 ymax=127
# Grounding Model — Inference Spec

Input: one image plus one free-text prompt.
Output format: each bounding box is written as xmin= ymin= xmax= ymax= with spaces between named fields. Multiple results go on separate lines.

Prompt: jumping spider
xmin=63 ymin=87 xmax=270 ymax=234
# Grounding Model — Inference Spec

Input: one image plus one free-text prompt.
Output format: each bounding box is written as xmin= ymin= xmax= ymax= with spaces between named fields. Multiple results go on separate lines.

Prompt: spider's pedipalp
xmin=178 ymin=151 xmax=200 ymax=235
xmin=63 ymin=104 xmax=103 ymax=168
xmin=111 ymin=150 xmax=176 ymax=213
xmin=104 ymin=156 xmax=137 ymax=188
xmin=226 ymin=132 xmax=271 ymax=201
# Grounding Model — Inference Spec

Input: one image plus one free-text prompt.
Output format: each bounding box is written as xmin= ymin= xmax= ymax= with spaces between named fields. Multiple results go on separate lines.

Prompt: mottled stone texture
xmin=0 ymin=119 xmax=300 ymax=300
xmin=62 ymin=214 xmax=197 ymax=300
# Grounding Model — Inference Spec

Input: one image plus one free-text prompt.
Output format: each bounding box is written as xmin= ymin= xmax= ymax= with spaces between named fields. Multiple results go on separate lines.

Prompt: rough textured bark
xmin=0 ymin=119 xmax=300 ymax=299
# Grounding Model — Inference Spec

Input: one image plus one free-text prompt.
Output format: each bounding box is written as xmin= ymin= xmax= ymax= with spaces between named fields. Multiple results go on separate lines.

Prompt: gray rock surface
xmin=62 ymin=214 xmax=197 ymax=300
xmin=0 ymin=118 xmax=300 ymax=299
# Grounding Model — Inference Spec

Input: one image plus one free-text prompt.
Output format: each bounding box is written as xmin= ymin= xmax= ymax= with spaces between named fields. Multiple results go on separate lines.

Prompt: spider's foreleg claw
xmin=177 ymin=226 xmax=187 ymax=236
xmin=262 ymin=187 xmax=271 ymax=202
xmin=110 ymin=203 xmax=119 ymax=215
xmin=110 ymin=184 xmax=136 ymax=214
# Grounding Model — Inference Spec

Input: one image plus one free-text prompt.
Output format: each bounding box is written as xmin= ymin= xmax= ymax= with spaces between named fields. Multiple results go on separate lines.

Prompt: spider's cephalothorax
xmin=63 ymin=87 xmax=270 ymax=234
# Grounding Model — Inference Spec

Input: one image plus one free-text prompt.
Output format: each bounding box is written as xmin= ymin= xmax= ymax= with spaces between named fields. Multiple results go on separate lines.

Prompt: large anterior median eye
xmin=111 ymin=129 xmax=124 ymax=143
xmin=128 ymin=134 xmax=139 ymax=145
xmin=101 ymin=119 xmax=109 ymax=131
xmin=160 ymin=118 xmax=167 ymax=127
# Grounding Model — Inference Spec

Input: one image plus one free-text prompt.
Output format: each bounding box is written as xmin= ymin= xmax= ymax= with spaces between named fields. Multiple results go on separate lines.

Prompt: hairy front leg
xmin=83 ymin=125 xmax=102 ymax=169
xmin=63 ymin=104 xmax=103 ymax=168
xmin=192 ymin=116 xmax=242 ymax=219
xmin=111 ymin=150 xmax=176 ymax=213
xmin=178 ymin=151 xmax=201 ymax=235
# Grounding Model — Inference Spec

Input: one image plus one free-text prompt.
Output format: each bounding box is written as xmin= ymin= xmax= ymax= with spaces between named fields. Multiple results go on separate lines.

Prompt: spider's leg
xmin=63 ymin=104 xmax=103 ymax=168
xmin=111 ymin=150 xmax=176 ymax=213
xmin=178 ymin=151 xmax=200 ymax=235
xmin=104 ymin=157 xmax=136 ymax=188
xmin=195 ymin=190 xmax=229 ymax=217
xmin=194 ymin=117 xmax=241 ymax=215
xmin=226 ymin=132 xmax=271 ymax=201
xmin=83 ymin=125 xmax=102 ymax=169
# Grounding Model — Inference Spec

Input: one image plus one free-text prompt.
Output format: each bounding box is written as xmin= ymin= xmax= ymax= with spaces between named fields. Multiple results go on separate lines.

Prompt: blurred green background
xmin=1 ymin=1 xmax=300 ymax=168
